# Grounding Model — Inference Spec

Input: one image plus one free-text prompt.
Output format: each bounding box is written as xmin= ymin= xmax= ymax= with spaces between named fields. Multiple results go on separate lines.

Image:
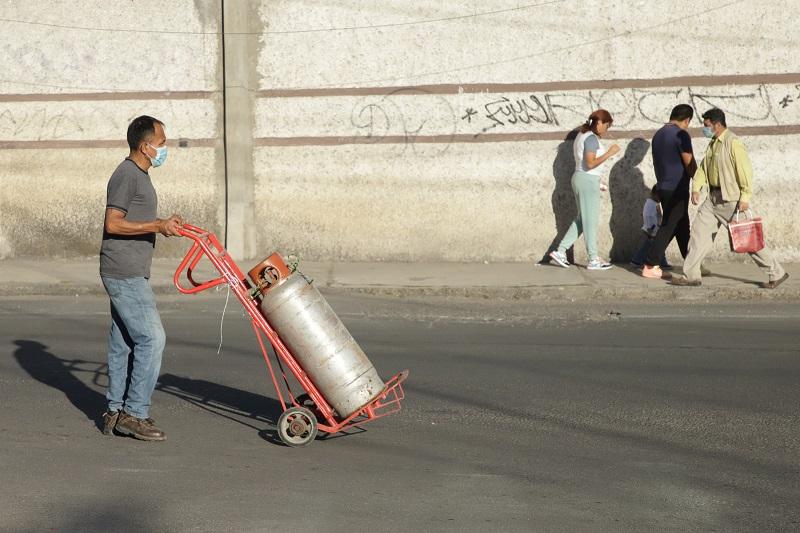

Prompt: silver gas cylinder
xmin=259 ymin=273 xmax=385 ymax=418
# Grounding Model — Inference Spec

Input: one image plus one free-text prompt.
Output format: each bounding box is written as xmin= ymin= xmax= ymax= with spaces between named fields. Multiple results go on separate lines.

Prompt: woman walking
xmin=549 ymin=109 xmax=620 ymax=270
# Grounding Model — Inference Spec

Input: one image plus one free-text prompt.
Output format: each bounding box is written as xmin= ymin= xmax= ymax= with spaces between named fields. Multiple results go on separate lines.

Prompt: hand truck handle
xmin=176 ymin=223 xmax=208 ymax=238
xmin=173 ymin=224 xmax=228 ymax=294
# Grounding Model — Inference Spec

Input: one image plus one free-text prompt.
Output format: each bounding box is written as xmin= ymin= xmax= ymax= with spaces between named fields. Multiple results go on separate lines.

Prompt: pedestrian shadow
xmin=11 ymin=339 xmax=339 ymax=445
xmin=12 ymin=339 xmax=108 ymax=432
xmin=609 ymin=138 xmax=651 ymax=263
xmin=541 ymin=128 xmax=579 ymax=265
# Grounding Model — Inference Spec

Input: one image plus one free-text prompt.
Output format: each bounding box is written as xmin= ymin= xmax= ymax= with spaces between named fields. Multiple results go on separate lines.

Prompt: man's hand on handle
xmin=158 ymin=214 xmax=184 ymax=237
xmin=736 ymin=200 xmax=749 ymax=212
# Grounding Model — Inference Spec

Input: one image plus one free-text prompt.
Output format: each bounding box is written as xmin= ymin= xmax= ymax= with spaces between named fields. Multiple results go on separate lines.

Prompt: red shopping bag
xmin=728 ymin=210 xmax=765 ymax=253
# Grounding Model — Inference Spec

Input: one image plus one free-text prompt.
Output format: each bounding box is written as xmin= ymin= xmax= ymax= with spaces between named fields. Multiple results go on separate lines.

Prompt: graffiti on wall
xmin=463 ymin=84 xmax=782 ymax=135
xmin=777 ymin=84 xmax=800 ymax=108
xmin=0 ymin=107 xmax=123 ymax=140
xmin=350 ymin=87 xmax=456 ymax=156
xmin=0 ymin=100 xmax=214 ymax=141
xmin=339 ymin=82 xmax=800 ymax=151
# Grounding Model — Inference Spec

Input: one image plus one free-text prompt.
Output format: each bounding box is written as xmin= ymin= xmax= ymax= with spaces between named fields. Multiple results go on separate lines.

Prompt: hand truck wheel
xmin=277 ymin=406 xmax=318 ymax=447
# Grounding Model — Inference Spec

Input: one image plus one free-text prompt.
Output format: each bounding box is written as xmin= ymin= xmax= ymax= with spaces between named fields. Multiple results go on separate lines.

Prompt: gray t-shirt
xmin=99 ymin=159 xmax=158 ymax=279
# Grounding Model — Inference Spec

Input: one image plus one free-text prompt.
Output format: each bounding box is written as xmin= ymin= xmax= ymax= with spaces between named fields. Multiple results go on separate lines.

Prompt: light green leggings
xmin=557 ymin=171 xmax=601 ymax=260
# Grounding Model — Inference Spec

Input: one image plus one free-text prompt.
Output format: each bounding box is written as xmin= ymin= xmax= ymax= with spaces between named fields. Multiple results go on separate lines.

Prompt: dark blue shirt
xmin=651 ymin=124 xmax=693 ymax=191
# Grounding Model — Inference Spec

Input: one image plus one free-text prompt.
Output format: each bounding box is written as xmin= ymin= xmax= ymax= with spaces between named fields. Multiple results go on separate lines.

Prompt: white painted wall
xmin=2 ymin=0 xmax=799 ymax=264
xmin=0 ymin=0 xmax=223 ymax=259
xmin=0 ymin=0 xmax=219 ymax=94
xmin=251 ymin=0 xmax=800 ymax=262
xmin=257 ymin=0 xmax=800 ymax=88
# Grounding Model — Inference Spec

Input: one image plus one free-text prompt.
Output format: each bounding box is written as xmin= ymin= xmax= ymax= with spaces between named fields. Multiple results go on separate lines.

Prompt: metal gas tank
xmin=258 ymin=273 xmax=385 ymax=418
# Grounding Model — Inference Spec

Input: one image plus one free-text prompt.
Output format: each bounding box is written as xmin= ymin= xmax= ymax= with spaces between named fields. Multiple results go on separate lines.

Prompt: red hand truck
xmin=173 ymin=224 xmax=408 ymax=447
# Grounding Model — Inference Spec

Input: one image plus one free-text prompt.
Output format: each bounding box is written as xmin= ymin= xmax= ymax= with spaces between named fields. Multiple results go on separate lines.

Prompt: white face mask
xmin=702 ymin=126 xmax=715 ymax=139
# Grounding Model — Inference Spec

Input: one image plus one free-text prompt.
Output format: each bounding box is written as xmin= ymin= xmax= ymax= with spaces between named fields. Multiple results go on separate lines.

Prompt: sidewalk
xmin=0 ymin=257 xmax=797 ymax=301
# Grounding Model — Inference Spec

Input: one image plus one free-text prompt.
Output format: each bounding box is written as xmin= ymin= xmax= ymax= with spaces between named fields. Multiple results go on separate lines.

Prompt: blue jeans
xmin=631 ymin=234 xmax=671 ymax=267
xmin=101 ymin=276 xmax=165 ymax=419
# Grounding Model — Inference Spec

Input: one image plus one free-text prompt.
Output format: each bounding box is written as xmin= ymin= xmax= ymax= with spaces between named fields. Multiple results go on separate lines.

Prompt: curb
xmin=3 ymin=280 xmax=798 ymax=302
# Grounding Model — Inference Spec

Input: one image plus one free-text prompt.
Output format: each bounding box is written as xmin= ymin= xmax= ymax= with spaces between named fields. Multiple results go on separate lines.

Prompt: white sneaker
xmin=549 ymin=250 xmax=570 ymax=268
xmin=587 ymin=258 xmax=612 ymax=270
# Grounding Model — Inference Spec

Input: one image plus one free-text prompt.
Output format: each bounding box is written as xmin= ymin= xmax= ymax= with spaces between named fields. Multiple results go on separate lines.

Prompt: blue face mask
xmin=702 ymin=126 xmax=715 ymax=139
xmin=147 ymin=143 xmax=168 ymax=167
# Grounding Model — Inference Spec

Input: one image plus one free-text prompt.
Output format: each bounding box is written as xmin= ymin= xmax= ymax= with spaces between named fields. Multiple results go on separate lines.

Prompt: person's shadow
xmin=541 ymin=129 xmax=579 ymax=264
xmin=13 ymin=340 xmax=108 ymax=431
xmin=608 ymin=138 xmax=651 ymax=263
xmin=12 ymin=340 xmax=286 ymax=439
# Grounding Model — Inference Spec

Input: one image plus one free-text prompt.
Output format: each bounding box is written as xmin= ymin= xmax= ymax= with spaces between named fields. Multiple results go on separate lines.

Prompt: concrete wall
xmin=2 ymin=0 xmax=800 ymax=263
xmin=0 ymin=0 xmax=223 ymax=259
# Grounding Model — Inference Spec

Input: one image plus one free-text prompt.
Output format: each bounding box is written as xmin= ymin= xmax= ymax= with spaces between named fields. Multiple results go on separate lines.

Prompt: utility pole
xmin=221 ymin=0 xmax=257 ymax=258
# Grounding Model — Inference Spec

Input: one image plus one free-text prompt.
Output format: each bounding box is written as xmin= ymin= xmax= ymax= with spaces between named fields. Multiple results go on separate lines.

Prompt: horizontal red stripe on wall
xmin=0 ymin=138 xmax=217 ymax=149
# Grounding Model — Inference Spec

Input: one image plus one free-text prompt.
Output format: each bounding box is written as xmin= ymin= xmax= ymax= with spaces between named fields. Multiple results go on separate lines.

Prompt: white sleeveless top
xmin=573 ymin=131 xmax=606 ymax=176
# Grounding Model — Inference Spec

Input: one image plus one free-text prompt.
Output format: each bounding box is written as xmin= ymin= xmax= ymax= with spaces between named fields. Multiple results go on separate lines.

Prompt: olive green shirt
xmin=692 ymin=129 xmax=753 ymax=203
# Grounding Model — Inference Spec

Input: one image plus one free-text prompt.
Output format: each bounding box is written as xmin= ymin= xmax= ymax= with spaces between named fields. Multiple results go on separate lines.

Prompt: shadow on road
xmin=11 ymin=340 xmax=288 ymax=440
xmin=17 ymin=496 xmax=158 ymax=533
xmin=12 ymin=339 xmax=107 ymax=431
xmin=157 ymin=374 xmax=353 ymax=445
xmin=157 ymin=373 xmax=283 ymax=430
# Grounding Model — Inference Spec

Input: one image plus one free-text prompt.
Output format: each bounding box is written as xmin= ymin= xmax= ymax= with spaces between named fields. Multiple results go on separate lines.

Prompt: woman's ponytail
xmin=579 ymin=109 xmax=613 ymax=134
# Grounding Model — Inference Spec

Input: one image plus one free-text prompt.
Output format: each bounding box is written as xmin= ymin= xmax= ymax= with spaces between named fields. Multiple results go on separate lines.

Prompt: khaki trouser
xmin=683 ymin=189 xmax=785 ymax=282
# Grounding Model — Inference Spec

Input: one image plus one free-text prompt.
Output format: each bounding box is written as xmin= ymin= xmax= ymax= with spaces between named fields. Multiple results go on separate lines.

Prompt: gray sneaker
xmin=587 ymin=258 xmax=612 ymax=270
xmin=549 ymin=250 xmax=570 ymax=268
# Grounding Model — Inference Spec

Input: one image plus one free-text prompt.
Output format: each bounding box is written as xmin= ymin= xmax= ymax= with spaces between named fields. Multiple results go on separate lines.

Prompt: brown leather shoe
xmin=115 ymin=413 xmax=166 ymax=441
xmin=761 ymin=273 xmax=789 ymax=289
xmin=670 ymin=276 xmax=701 ymax=287
xmin=102 ymin=410 xmax=120 ymax=436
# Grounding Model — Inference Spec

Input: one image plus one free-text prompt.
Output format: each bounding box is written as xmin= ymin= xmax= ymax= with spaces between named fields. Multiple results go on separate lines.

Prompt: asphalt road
xmin=1 ymin=294 xmax=798 ymax=533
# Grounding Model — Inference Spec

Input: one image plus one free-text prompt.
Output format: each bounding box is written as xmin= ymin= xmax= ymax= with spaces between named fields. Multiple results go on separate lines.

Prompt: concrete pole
xmin=221 ymin=0 xmax=258 ymax=259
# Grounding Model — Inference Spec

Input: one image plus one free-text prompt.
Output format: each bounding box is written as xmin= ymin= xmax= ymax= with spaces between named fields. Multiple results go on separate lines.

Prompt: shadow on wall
xmin=541 ymin=129 xmax=579 ymax=264
xmin=608 ymin=138 xmax=651 ymax=262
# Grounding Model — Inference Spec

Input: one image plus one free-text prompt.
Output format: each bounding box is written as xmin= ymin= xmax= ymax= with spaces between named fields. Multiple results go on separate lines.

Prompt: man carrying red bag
xmin=670 ymin=108 xmax=788 ymax=289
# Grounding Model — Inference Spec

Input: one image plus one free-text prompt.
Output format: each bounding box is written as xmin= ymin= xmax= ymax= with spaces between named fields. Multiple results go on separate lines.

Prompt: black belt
xmin=709 ymin=186 xmax=721 ymax=191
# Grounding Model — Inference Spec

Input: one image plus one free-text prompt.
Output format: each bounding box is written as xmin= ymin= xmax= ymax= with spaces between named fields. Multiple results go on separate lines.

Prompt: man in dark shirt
xmin=641 ymin=104 xmax=697 ymax=280
xmin=99 ymin=116 xmax=183 ymax=441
